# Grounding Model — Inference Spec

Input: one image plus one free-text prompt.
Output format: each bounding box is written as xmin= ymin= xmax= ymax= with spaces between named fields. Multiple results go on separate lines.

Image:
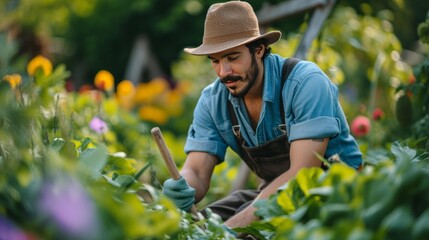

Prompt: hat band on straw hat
xmin=203 ymin=30 xmax=260 ymax=45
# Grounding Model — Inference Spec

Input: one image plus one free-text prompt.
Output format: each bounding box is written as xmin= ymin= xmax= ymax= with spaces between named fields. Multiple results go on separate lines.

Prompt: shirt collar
xmin=263 ymin=54 xmax=276 ymax=103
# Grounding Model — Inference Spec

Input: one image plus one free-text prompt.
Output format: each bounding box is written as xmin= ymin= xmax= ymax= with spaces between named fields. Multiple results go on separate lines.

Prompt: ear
xmin=255 ymin=45 xmax=265 ymax=58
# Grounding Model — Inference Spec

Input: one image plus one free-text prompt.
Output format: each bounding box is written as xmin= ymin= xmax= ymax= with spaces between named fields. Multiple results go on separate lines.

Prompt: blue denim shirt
xmin=184 ymin=54 xmax=362 ymax=169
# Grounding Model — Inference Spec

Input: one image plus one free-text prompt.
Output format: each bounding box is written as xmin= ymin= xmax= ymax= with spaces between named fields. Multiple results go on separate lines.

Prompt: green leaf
xmin=132 ymin=160 xmax=153 ymax=182
xmin=322 ymin=164 xmax=357 ymax=186
xmin=60 ymin=141 xmax=78 ymax=159
xmin=104 ymin=154 xmax=137 ymax=176
xmin=277 ymin=180 xmax=301 ymax=213
xmin=254 ymin=198 xmax=283 ymax=219
xmin=234 ymin=221 xmax=275 ymax=239
xmin=118 ymin=160 xmax=154 ymax=192
xmin=296 ymin=167 xmax=324 ymax=196
xmin=38 ymin=64 xmax=71 ymax=88
xmin=79 ymin=144 xmax=107 ymax=179
xmin=308 ymin=186 xmax=333 ymax=197
xmin=49 ymin=137 xmax=65 ymax=152
xmin=80 ymin=137 xmax=93 ymax=151
xmin=361 ymin=177 xmax=396 ymax=229
xmin=115 ymin=175 xmax=134 ymax=188
xmin=412 ymin=209 xmax=429 ymax=239
xmin=381 ymin=206 xmax=414 ymax=239
xmin=391 ymin=141 xmax=416 ymax=162
xmin=320 ymin=203 xmax=352 ymax=226
xmin=289 ymin=204 xmax=310 ymax=222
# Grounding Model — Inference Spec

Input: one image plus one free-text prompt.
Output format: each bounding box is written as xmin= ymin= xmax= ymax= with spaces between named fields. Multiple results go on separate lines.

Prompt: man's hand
xmin=224 ymin=204 xmax=259 ymax=229
xmin=162 ymin=176 xmax=196 ymax=212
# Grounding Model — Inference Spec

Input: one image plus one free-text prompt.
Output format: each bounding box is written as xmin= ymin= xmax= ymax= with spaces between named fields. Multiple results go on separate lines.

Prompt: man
xmin=162 ymin=1 xmax=362 ymax=229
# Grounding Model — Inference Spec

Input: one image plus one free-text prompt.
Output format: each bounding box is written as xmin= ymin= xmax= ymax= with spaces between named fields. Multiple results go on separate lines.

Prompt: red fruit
xmin=351 ymin=116 xmax=371 ymax=137
xmin=372 ymin=108 xmax=384 ymax=121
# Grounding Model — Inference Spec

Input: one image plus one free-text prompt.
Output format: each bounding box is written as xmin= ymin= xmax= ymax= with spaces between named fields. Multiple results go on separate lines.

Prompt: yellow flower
xmin=3 ymin=74 xmax=22 ymax=89
xmin=116 ymin=80 xmax=135 ymax=111
xmin=164 ymin=90 xmax=183 ymax=116
xmin=149 ymin=78 xmax=170 ymax=94
xmin=94 ymin=70 xmax=114 ymax=91
xmin=138 ymin=106 xmax=168 ymax=124
xmin=27 ymin=55 xmax=53 ymax=77
xmin=134 ymin=78 xmax=169 ymax=104
xmin=175 ymin=81 xmax=192 ymax=95
xmin=117 ymin=80 xmax=135 ymax=97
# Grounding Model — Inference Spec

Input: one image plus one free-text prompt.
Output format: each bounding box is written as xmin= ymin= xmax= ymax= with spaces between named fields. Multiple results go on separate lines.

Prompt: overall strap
xmin=279 ymin=57 xmax=301 ymax=123
xmin=228 ymin=57 xmax=301 ymax=140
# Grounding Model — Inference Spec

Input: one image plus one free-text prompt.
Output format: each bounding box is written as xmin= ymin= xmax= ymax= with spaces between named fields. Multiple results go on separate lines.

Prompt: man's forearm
xmin=179 ymin=152 xmax=218 ymax=203
xmin=224 ymin=168 xmax=299 ymax=228
xmin=180 ymin=169 xmax=209 ymax=203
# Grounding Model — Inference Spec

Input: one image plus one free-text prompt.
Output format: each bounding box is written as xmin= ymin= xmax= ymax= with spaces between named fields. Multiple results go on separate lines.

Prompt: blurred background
xmin=1 ymin=0 xmax=429 ymax=239
xmin=1 ymin=0 xmax=429 ymax=212
xmin=2 ymin=0 xmax=429 ymax=203
xmin=1 ymin=0 xmax=427 ymax=86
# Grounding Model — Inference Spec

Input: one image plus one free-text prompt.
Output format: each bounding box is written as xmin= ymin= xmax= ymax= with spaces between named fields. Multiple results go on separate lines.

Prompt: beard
xmin=220 ymin=54 xmax=259 ymax=98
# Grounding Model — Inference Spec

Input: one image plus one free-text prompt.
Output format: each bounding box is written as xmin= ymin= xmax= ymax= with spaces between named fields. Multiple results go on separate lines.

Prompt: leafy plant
xmin=394 ymin=10 xmax=429 ymax=149
xmin=0 ymin=50 xmax=233 ymax=239
xmin=237 ymin=142 xmax=429 ymax=240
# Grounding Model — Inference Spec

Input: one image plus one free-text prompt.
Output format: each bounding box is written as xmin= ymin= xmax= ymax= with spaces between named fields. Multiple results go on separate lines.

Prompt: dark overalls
xmin=203 ymin=58 xmax=300 ymax=221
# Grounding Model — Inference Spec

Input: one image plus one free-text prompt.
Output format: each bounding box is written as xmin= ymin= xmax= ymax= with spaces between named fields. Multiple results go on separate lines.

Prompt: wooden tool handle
xmin=151 ymin=127 xmax=199 ymax=217
xmin=151 ymin=127 xmax=181 ymax=180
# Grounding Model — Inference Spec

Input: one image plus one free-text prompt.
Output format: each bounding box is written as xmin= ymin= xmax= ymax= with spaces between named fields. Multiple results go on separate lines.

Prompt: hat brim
xmin=184 ymin=31 xmax=281 ymax=56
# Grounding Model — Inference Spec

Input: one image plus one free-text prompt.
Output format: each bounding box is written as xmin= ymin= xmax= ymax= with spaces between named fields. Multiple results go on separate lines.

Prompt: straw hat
xmin=184 ymin=1 xmax=281 ymax=55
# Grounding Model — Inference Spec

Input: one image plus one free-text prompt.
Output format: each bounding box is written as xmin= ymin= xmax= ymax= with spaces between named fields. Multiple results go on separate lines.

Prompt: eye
xmin=210 ymin=59 xmax=219 ymax=64
xmin=228 ymin=56 xmax=238 ymax=61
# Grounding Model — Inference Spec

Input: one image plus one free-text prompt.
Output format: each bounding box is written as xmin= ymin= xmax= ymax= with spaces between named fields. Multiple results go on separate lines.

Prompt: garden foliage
xmin=236 ymin=143 xmax=429 ymax=239
xmin=0 ymin=6 xmax=429 ymax=240
xmin=0 ymin=42 xmax=234 ymax=240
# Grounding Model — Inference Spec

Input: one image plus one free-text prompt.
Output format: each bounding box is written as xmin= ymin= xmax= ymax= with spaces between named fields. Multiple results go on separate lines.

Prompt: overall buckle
xmin=278 ymin=124 xmax=287 ymax=135
xmin=232 ymin=125 xmax=241 ymax=138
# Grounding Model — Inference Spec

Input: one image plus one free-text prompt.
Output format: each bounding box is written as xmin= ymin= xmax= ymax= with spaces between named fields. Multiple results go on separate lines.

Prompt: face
xmin=208 ymin=45 xmax=262 ymax=98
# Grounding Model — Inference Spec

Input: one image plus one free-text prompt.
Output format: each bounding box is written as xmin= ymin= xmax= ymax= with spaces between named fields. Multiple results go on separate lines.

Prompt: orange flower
xmin=3 ymin=74 xmax=22 ymax=89
xmin=175 ymin=81 xmax=191 ymax=95
xmin=164 ymin=90 xmax=183 ymax=116
xmin=134 ymin=78 xmax=169 ymax=104
xmin=27 ymin=55 xmax=53 ymax=76
xmin=94 ymin=70 xmax=114 ymax=91
xmin=116 ymin=80 xmax=135 ymax=97
xmin=138 ymin=106 xmax=168 ymax=124
xmin=116 ymin=80 xmax=135 ymax=110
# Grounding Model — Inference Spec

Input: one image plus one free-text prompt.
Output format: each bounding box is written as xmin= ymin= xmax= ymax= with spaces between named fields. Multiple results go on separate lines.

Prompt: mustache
xmin=220 ymin=76 xmax=242 ymax=84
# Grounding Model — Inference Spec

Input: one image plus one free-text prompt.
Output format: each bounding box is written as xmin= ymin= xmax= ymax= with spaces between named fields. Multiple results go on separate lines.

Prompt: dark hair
xmin=245 ymin=38 xmax=271 ymax=59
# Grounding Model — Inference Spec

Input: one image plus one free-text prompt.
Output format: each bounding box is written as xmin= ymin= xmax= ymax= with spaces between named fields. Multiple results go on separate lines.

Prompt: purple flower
xmin=38 ymin=177 xmax=99 ymax=238
xmin=0 ymin=216 xmax=28 ymax=240
xmin=89 ymin=116 xmax=108 ymax=134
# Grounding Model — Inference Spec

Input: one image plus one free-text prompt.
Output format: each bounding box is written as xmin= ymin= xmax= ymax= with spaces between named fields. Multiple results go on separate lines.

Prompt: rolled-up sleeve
xmin=184 ymin=89 xmax=229 ymax=161
xmin=184 ymin=124 xmax=228 ymax=159
xmin=286 ymin=64 xmax=341 ymax=142
xmin=289 ymin=116 xmax=340 ymax=141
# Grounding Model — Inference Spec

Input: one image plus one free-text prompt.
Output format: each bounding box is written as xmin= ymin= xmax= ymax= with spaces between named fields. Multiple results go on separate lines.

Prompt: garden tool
xmin=150 ymin=127 xmax=200 ymax=218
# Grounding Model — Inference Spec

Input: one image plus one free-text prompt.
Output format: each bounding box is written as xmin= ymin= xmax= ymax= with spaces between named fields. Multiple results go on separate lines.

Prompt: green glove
xmin=222 ymin=225 xmax=238 ymax=237
xmin=162 ymin=177 xmax=195 ymax=212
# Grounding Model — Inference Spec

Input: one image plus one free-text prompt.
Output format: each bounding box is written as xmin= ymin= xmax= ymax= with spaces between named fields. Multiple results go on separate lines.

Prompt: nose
xmin=218 ymin=62 xmax=232 ymax=79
